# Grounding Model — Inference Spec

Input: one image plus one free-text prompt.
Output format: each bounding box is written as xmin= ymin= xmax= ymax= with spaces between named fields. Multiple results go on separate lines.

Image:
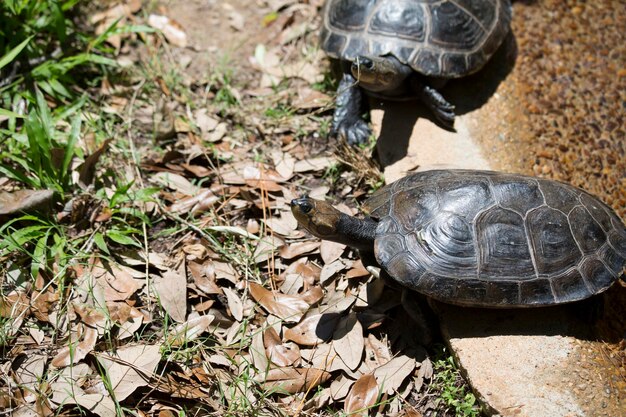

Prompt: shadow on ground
xmin=432 ymin=283 xmax=626 ymax=343
xmin=372 ymin=32 xmax=518 ymax=167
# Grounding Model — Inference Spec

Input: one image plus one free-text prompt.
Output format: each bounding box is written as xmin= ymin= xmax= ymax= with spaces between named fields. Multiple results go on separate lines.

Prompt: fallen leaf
xmin=265 ymin=210 xmax=298 ymax=236
xmin=79 ymin=139 xmax=113 ymax=187
xmin=320 ymin=258 xmax=349 ymax=284
xmin=345 ymin=259 xmax=370 ymax=279
xmin=320 ymin=240 xmax=346 ymax=265
xmin=344 ymin=374 xmax=379 ymax=416
xmin=51 ymin=317 xmax=99 ymax=368
xmin=167 ymin=314 xmax=215 ymax=346
xmin=250 ymin=330 xmax=270 ymax=375
xmin=373 ymin=355 xmax=416 ymax=395
xmin=0 ymin=189 xmax=54 ymax=216
xmin=271 ymin=150 xmax=296 ymax=180
xmin=253 ymin=236 xmax=285 ymax=263
xmin=330 ymin=374 xmax=354 ymax=400
xmin=284 ymin=313 xmax=339 ymax=346
xmin=153 ymin=263 xmax=187 ymax=323
xmin=248 ymin=282 xmax=311 ymax=323
xmin=264 ymin=327 xmax=301 ymax=367
xmin=91 ymin=258 xmax=140 ymax=302
xmin=148 ymin=14 xmax=187 ymax=47
xmin=169 ymin=188 xmax=222 ymax=215
xmin=96 ymin=344 xmax=161 ymax=402
xmin=258 ymin=367 xmax=330 ymax=394
xmin=50 ymin=363 xmax=116 ymax=417
xmin=188 ymin=260 xmax=223 ymax=295
xmin=294 ymin=156 xmax=334 ymax=173
xmin=280 ymin=272 xmax=303 ymax=295
xmin=332 ymin=313 xmax=364 ymax=371
xmin=223 ymin=287 xmax=243 ymax=322
xmin=152 ymin=171 xmax=199 ymax=196
xmin=14 ymin=354 xmax=47 ymax=403
xmin=279 ymin=241 xmax=320 ymax=259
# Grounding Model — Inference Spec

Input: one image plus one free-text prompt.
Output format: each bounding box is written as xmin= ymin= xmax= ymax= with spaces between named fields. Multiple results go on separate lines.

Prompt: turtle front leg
xmin=332 ymin=72 xmax=371 ymax=145
xmin=411 ymin=79 xmax=456 ymax=127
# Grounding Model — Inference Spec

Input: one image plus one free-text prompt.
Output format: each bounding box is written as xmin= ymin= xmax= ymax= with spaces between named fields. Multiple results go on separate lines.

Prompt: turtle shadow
xmin=372 ymin=31 xmax=518 ymax=168
xmin=431 ymin=283 xmax=626 ymax=343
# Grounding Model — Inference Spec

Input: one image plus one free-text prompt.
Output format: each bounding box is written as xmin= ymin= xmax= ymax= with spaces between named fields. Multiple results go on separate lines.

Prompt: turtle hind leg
xmin=332 ymin=72 xmax=372 ymax=145
xmin=411 ymin=78 xmax=456 ymax=127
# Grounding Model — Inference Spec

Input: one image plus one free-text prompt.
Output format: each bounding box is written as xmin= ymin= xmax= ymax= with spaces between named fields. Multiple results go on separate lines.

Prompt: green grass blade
xmin=60 ymin=115 xmax=80 ymax=188
xmin=0 ymin=36 xmax=32 ymax=71
xmin=0 ymin=108 xmax=25 ymax=118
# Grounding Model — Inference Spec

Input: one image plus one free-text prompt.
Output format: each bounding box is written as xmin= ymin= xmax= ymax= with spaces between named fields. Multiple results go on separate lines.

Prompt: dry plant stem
xmin=260 ymin=174 xmax=277 ymax=291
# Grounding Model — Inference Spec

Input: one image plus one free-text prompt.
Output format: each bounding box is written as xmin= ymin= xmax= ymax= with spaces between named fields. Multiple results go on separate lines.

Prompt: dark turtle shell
xmin=321 ymin=0 xmax=512 ymax=77
xmin=363 ymin=170 xmax=626 ymax=307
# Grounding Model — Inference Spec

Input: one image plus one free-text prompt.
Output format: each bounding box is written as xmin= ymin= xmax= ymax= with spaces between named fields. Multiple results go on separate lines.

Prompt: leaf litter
xmin=0 ymin=0 xmax=446 ymax=416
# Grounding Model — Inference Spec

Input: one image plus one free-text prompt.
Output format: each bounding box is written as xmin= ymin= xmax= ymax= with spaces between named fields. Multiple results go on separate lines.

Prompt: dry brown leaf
xmin=50 ymin=363 xmax=116 ymax=417
xmin=265 ymin=210 xmax=298 ymax=236
xmin=284 ymin=313 xmax=340 ymax=346
xmin=222 ymin=287 xmax=243 ymax=322
xmin=14 ymin=353 xmax=47 ymax=403
xmin=332 ymin=313 xmax=364 ymax=371
xmin=152 ymin=172 xmax=198 ymax=196
xmin=294 ymin=156 xmax=334 ymax=173
xmin=292 ymin=87 xmax=331 ymax=110
xmin=279 ymin=241 xmax=320 ymax=259
xmin=253 ymin=236 xmax=285 ymax=263
xmin=250 ymin=330 xmax=270 ymax=375
xmin=90 ymin=258 xmax=140 ymax=302
xmin=188 ymin=260 xmax=223 ymax=295
xmin=153 ymin=263 xmax=187 ymax=323
xmin=364 ymin=334 xmax=392 ymax=371
xmin=344 ymin=374 xmax=379 ymax=416
xmin=373 ymin=355 xmax=416 ymax=395
xmin=51 ymin=305 xmax=100 ymax=368
xmin=78 ymin=139 xmax=113 ymax=187
xmin=96 ymin=344 xmax=161 ymax=402
xmin=30 ymin=275 xmax=59 ymax=322
xmin=0 ymin=189 xmax=54 ymax=216
xmin=169 ymin=188 xmax=222 ymax=215
xmin=355 ymin=279 xmax=385 ymax=308
xmin=258 ymin=367 xmax=330 ymax=394
xmin=272 ymin=150 xmax=296 ymax=180
xmin=345 ymin=259 xmax=370 ymax=279
xmin=320 ymin=259 xmax=349 ymax=284
xmin=118 ymin=307 xmax=145 ymax=340
xmin=148 ymin=14 xmax=187 ymax=47
xmin=248 ymin=282 xmax=310 ymax=323
xmin=280 ymin=272 xmax=304 ymax=295
xmin=330 ymin=374 xmax=354 ymax=400
xmin=264 ymin=327 xmax=301 ymax=367
xmin=320 ymin=240 xmax=346 ymax=265
xmin=167 ymin=314 xmax=215 ymax=346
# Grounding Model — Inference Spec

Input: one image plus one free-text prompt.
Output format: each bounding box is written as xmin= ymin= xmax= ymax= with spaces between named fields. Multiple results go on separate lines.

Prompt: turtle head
xmin=290 ymin=196 xmax=342 ymax=240
xmin=351 ymin=55 xmax=411 ymax=92
xmin=290 ymin=196 xmax=377 ymax=250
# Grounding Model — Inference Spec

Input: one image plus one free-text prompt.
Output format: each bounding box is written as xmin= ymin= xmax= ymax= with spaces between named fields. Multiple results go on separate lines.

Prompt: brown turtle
xmin=291 ymin=170 xmax=626 ymax=307
xmin=321 ymin=0 xmax=513 ymax=144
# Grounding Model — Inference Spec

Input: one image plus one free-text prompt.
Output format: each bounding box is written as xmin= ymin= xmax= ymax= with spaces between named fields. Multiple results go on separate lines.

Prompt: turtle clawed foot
xmin=420 ymin=85 xmax=456 ymax=128
xmin=332 ymin=118 xmax=372 ymax=145
xmin=432 ymin=106 xmax=456 ymax=128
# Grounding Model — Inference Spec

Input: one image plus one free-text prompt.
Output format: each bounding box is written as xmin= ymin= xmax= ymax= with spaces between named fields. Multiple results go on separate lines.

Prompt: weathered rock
xmin=434 ymin=294 xmax=625 ymax=417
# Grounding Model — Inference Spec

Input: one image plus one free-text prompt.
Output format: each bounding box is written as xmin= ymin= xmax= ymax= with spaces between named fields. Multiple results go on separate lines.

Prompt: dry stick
xmin=259 ymin=169 xmax=277 ymax=291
